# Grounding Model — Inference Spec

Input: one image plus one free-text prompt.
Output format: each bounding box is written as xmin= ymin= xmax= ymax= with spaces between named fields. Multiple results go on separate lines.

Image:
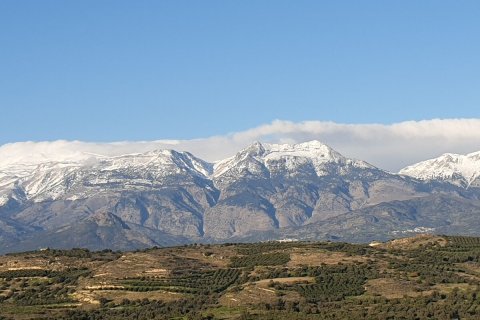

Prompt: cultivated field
xmin=0 ymin=235 xmax=479 ymax=319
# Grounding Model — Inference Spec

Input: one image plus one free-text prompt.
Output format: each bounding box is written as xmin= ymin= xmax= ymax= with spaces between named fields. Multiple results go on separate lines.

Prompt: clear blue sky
xmin=1 ymin=1 xmax=479 ymax=144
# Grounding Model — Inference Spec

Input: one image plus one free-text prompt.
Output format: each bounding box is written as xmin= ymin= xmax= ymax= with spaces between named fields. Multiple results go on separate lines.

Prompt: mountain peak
xmin=400 ymin=150 xmax=480 ymax=187
xmin=213 ymin=140 xmax=374 ymax=178
xmin=242 ymin=141 xmax=266 ymax=157
xmin=262 ymin=140 xmax=340 ymax=159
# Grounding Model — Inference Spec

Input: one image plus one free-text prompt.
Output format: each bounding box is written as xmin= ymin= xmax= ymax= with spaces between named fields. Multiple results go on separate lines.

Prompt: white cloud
xmin=1 ymin=119 xmax=480 ymax=172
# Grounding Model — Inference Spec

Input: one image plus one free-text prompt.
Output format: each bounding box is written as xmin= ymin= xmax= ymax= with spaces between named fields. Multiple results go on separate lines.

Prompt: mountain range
xmin=1 ymin=140 xmax=479 ymax=253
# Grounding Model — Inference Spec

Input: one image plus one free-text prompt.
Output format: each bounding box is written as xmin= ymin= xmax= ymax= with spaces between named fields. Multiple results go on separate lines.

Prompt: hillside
xmin=1 ymin=235 xmax=480 ymax=319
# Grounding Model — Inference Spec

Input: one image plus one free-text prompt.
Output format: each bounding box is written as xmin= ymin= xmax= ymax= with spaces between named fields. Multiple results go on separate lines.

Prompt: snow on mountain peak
xmin=213 ymin=140 xmax=373 ymax=177
xmin=0 ymin=140 xmax=184 ymax=176
xmin=0 ymin=140 xmax=380 ymax=203
xmin=262 ymin=140 xmax=343 ymax=162
xmin=400 ymin=151 xmax=480 ymax=187
xmin=0 ymin=146 xmax=213 ymax=203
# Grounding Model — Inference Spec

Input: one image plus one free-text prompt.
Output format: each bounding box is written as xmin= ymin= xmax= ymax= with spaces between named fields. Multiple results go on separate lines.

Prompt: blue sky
xmin=1 ymin=1 xmax=479 ymax=145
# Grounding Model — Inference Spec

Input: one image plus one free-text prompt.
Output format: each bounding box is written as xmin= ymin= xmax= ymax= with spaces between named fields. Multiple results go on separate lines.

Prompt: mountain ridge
xmin=0 ymin=140 xmax=479 ymax=253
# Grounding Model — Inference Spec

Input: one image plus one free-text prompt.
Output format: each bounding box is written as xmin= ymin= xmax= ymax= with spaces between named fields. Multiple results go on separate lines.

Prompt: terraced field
xmin=0 ymin=235 xmax=480 ymax=319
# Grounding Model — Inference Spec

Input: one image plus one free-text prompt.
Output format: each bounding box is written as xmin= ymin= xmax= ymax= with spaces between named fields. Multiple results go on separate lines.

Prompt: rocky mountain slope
xmin=0 ymin=141 xmax=479 ymax=253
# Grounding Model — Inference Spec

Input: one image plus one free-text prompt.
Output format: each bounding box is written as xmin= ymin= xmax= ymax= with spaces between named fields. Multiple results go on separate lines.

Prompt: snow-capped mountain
xmin=204 ymin=141 xmax=435 ymax=239
xmin=0 ymin=149 xmax=212 ymax=203
xmin=2 ymin=140 xmax=374 ymax=205
xmin=0 ymin=140 xmax=479 ymax=253
xmin=213 ymin=141 xmax=374 ymax=178
xmin=400 ymin=151 xmax=480 ymax=188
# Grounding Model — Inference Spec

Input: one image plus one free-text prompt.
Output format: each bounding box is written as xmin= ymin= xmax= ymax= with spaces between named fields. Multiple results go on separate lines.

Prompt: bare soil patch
xmin=365 ymin=278 xmax=429 ymax=299
xmin=288 ymin=249 xmax=366 ymax=267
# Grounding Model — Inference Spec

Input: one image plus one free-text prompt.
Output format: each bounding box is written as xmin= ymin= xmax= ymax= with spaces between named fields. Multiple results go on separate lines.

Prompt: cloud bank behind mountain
xmin=1 ymin=119 xmax=479 ymax=172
